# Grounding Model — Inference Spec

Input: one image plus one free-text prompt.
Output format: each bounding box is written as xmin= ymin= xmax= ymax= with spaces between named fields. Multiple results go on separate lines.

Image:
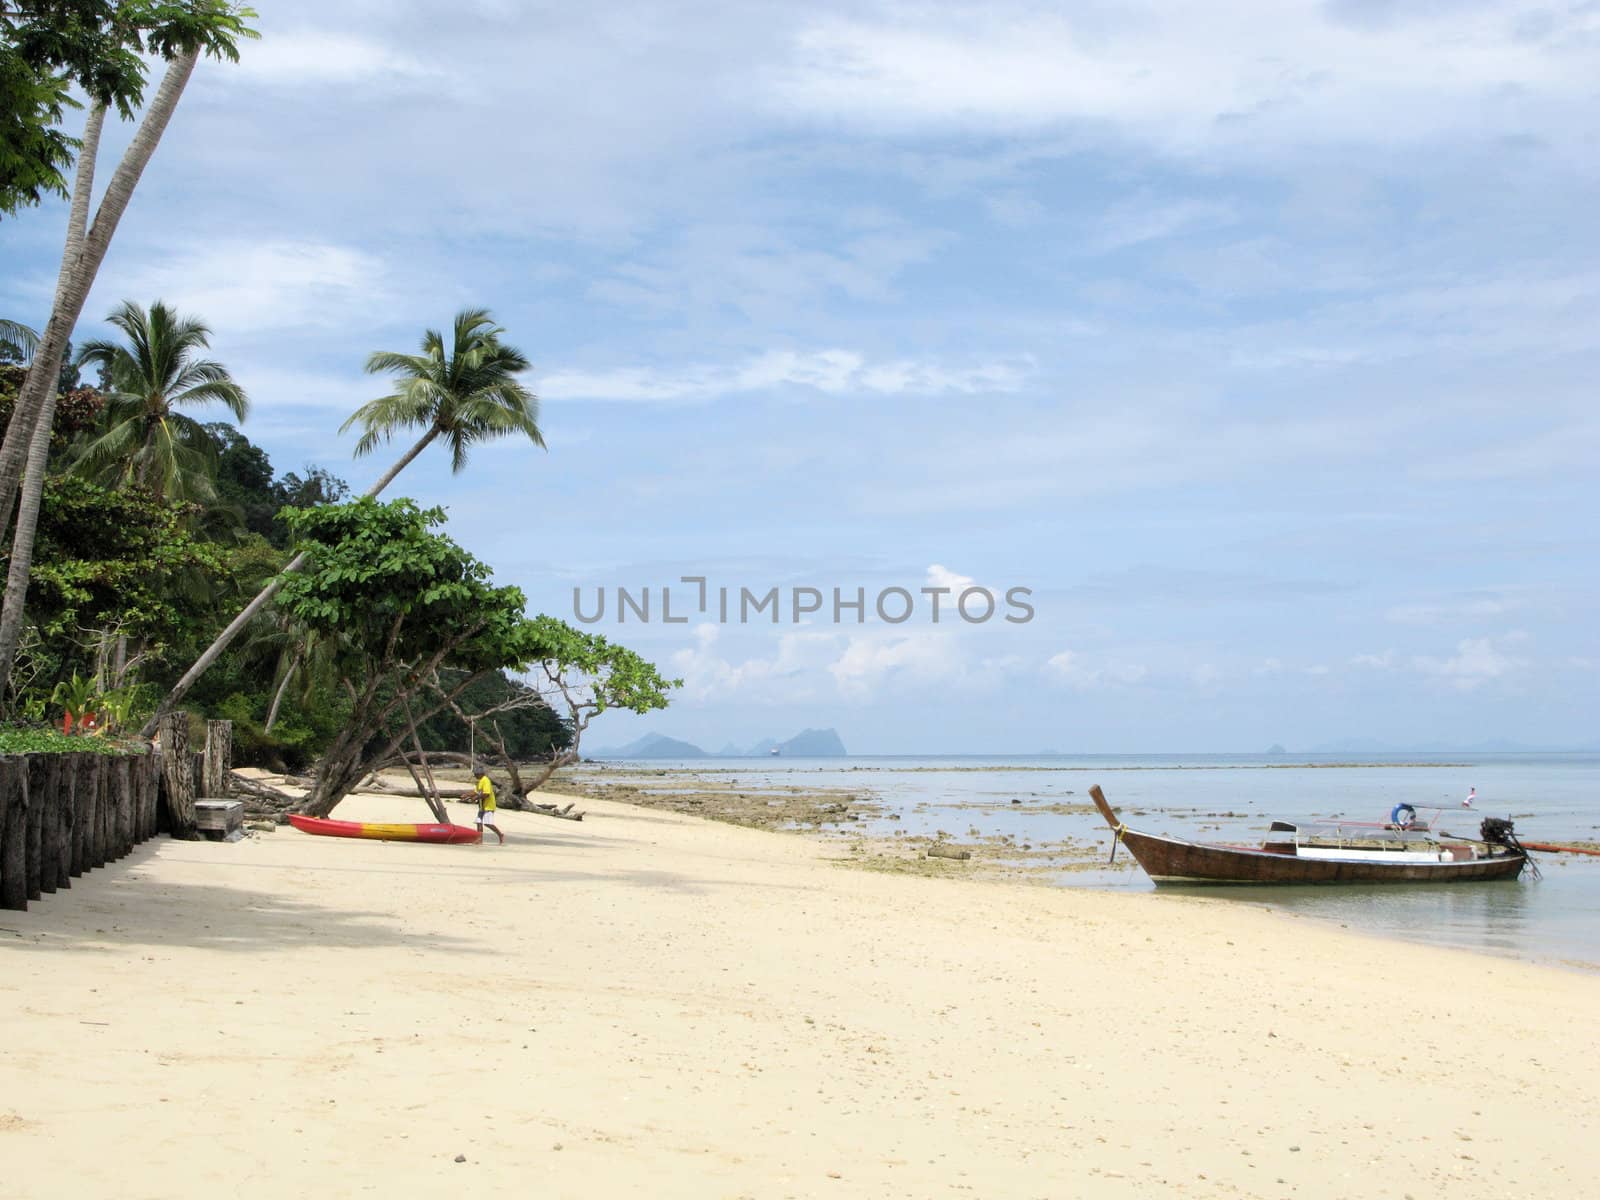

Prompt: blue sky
xmin=4 ymin=1 xmax=1598 ymax=753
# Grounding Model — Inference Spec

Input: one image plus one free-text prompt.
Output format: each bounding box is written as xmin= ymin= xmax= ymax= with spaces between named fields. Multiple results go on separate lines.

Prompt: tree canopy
xmin=0 ymin=2 xmax=257 ymax=216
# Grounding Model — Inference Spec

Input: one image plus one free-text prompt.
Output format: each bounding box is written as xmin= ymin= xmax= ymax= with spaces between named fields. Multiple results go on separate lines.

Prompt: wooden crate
xmin=194 ymin=799 xmax=244 ymax=839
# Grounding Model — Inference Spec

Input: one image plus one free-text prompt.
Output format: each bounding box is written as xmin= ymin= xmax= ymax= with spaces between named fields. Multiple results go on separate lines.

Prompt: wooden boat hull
xmin=1116 ymin=826 xmax=1526 ymax=885
xmin=1089 ymin=786 xmax=1526 ymax=886
xmin=287 ymin=814 xmax=481 ymax=844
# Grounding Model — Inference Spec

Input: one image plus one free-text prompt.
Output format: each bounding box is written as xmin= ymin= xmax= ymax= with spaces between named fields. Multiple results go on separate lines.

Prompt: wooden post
xmin=70 ymin=754 xmax=89 ymax=875
xmin=159 ymin=711 xmax=196 ymax=839
xmin=203 ymin=720 xmax=232 ymax=798
xmin=0 ymin=758 xmax=27 ymax=910
xmin=33 ymin=756 xmax=58 ymax=894
xmin=138 ymin=752 xmax=156 ymax=840
xmin=89 ymin=754 xmax=108 ymax=869
xmin=54 ymin=756 xmax=73 ymax=889
xmin=25 ymin=756 xmax=44 ymax=900
xmin=112 ymin=756 xmax=133 ymax=857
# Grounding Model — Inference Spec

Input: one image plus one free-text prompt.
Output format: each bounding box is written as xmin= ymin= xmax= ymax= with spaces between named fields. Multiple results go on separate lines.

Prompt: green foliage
xmin=1 ymin=317 xmax=40 ymax=361
xmin=0 ymin=362 xmax=104 ymax=458
xmin=277 ymin=498 xmax=546 ymax=676
xmin=345 ymin=307 xmax=545 ymax=473
xmin=18 ymin=475 xmax=234 ymax=649
xmin=0 ymin=726 xmax=129 ymax=755
xmin=73 ymin=299 xmax=249 ymax=503
xmin=416 ymin=670 xmax=573 ymax=757
xmin=202 ymin=421 xmax=349 ymax=546
xmin=0 ymin=3 xmax=259 ymax=216
xmin=49 ymin=670 xmax=96 ymax=719
xmin=524 ymin=614 xmax=680 ymax=720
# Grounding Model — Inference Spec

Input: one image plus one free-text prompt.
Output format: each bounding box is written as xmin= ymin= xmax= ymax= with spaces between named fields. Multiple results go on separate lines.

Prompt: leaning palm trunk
xmin=0 ymin=103 xmax=105 ymax=548
xmin=0 ymin=54 xmax=201 ymax=698
xmin=263 ymin=651 xmax=301 ymax=734
xmin=140 ymin=425 xmax=441 ymax=734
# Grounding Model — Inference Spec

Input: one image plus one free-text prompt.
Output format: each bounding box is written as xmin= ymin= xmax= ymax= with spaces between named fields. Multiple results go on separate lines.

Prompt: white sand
xmin=1 ymin=788 xmax=1595 ymax=1199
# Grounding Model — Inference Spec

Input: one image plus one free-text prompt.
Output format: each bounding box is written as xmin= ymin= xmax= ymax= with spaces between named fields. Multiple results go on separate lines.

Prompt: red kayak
xmin=287 ymin=813 xmax=481 ymax=844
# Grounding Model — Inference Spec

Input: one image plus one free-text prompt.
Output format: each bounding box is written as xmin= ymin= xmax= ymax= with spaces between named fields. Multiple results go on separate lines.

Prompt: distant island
xmin=591 ymin=727 xmax=848 ymax=759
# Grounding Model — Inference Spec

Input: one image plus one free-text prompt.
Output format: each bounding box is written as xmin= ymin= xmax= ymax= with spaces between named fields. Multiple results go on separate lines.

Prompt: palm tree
xmin=73 ymin=300 xmax=249 ymax=503
xmin=1 ymin=11 xmax=258 ymax=699
xmin=0 ymin=319 xmax=39 ymax=363
xmin=144 ymin=308 xmax=544 ymax=729
xmin=343 ymin=307 xmax=544 ymax=491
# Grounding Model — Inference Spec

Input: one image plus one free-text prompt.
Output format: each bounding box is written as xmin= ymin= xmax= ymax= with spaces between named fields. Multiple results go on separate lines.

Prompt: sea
xmin=591 ymin=752 xmax=1600 ymax=969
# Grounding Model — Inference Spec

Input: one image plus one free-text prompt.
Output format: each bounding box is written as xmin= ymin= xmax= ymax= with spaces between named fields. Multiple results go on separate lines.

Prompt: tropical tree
xmin=0 ymin=319 xmax=38 ymax=362
xmin=343 ymin=307 xmax=545 ymax=491
xmin=272 ymin=498 xmax=551 ymax=816
xmin=144 ymin=307 xmax=545 ymax=729
xmin=70 ymin=300 xmax=248 ymax=503
xmin=0 ymin=2 xmax=256 ymax=700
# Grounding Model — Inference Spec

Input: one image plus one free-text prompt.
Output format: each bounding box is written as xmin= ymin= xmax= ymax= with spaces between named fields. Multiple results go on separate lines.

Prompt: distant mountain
xmin=712 ymin=729 xmax=849 ymax=757
xmin=589 ymin=732 xmax=709 ymax=759
xmin=1304 ymin=737 xmax=1583 ymax=755
xmin=778 ymin=728 xmax=847 ymax=756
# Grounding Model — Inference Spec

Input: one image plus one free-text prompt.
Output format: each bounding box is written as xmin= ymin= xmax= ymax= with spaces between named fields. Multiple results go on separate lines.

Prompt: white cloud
xmin=829 ymin=629 xmax=968 ymax=699
xmin=1350 ymin=651 xmax=1396 ymax=670
xmin=777 ymin=2 xmax=1598 ymax=155
xmin=1386 ymin=598 xmax=1512 ymax=625
xmin=541 ymin=349 xmax=1030 ymax=403
xmin=1412 ymin=635 xmax=1530 ymax=691
xmin=668 ymin=623 xmax=839 ymax=705
xmin=1045 ymin=650 xmax=1148 ymax=690
xmin=234 ymin=31 xmax=437 ymax=86
xmin=91 ymin=239 xmax=388 ymax=333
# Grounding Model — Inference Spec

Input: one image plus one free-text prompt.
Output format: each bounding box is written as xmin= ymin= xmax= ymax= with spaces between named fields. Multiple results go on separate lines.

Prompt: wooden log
xmin=926 ymin=844 xmax=972 ymax=861
xmin=89 ymin=754 xmax=108 ymax=869
xmin=112 ymin=756 xmax=133 ymax=857
xmin=159 ymin=711 xmax=197 ymax=839
xmin=0 ymin=758 xmax=27 ymax=910
xmin=203 ymin=720 xmax=233 ymax=798
xmin=140 ymin=752 xmax=158 ymax=840
xmin=25 ymin=755 xmax=44 ymax=900
xmin=526 ymin=802 xmax=584 ymax=822
xmin=69 ymin=754 xmax=89 ymax=875
xmin=54 ymin=755 xmax=73 ymax=889
xmin=34 ymin=756 xmax=58 ymax=894
xmin=103 ymin=755 xmax=118 ymax=859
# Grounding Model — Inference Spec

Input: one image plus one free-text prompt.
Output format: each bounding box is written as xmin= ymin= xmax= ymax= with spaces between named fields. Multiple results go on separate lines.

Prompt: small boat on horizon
xmin=1089 ymin=785 xmax=1530 ymax=885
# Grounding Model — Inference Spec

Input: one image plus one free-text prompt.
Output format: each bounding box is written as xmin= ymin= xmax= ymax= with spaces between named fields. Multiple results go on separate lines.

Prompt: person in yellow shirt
xmin=468 ymin=768 xmax=504 ymax=844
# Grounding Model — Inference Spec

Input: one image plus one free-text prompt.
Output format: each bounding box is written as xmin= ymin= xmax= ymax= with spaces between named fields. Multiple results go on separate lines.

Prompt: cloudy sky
xmin=4 ymin=0 xmax=1598 ymax=753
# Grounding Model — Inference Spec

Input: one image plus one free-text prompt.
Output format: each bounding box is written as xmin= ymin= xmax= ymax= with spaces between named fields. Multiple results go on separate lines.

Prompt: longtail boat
xmin=1088 ymin=785 xmax=1529 ymax=885
xmin=287 ymin=814 xmax=481 ymax=844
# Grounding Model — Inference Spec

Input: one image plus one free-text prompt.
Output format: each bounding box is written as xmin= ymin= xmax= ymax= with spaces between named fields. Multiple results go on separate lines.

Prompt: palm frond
xmin=0 ymin=318 xmax=40 ymax=363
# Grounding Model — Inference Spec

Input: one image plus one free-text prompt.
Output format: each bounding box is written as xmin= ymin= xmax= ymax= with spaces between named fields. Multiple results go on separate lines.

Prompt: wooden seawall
xmin=0 ymin=751 xmax=163 ymax=912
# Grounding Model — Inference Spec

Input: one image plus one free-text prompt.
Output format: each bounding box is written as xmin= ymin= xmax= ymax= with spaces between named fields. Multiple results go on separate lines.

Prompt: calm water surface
xmin=595 ymin=753 xmax=1600 ymax=968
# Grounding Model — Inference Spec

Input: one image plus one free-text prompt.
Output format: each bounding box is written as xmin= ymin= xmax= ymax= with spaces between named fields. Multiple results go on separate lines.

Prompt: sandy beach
xmin=2 ymin=787 xmax=1596 ymax=1199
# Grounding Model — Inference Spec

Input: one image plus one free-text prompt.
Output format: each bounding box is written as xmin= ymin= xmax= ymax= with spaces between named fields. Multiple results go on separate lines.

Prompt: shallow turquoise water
xmin=594 ymin=753 xmax=1600 ymax=967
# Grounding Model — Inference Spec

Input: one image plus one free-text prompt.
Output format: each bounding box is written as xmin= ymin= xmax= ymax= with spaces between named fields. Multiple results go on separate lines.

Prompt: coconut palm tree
xmin=144 ymin=308 xmax=545 ymax=729
xmin=72 ymin=300 xmax=249 ymax=503
xmin=1 ymin=11 xmax=257 ymax=700
xmin=0 ymin=319 xmax=39 ymax=363
xmin=343 ymin=306 xmax=544 ymax=490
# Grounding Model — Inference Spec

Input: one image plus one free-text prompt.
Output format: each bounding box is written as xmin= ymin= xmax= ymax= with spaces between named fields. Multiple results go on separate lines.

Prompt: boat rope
xmin=1107 ymin=823 xmax=1125 ymax=866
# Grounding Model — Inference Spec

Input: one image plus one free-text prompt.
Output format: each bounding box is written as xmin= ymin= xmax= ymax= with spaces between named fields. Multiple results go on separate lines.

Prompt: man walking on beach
xmin=468 ymin=769 xmax=505 ymax=844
